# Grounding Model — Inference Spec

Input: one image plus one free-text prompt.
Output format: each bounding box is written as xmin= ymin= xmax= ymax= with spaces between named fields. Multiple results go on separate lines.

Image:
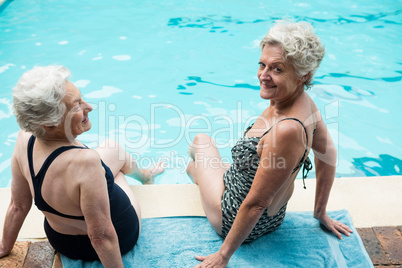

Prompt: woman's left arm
xmin=194 ymin=122 xmax=305 ymax=268
xmin=312 ymin=117 xmax=353 ymax=239
xmin=0 ymin=153 xmax=32 ymax=258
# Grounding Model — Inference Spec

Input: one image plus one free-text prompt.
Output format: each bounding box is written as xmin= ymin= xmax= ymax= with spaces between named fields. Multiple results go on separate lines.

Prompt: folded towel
xmin=61 ymin=210 xmax=372 ymax=267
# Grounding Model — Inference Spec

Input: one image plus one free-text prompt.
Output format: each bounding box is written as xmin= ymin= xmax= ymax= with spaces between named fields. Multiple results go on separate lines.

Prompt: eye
xmin=258 ymin=62 xmax=265 ymax=68
xmin=72 ymin=100 xmax=82 ymax=110
xmin=274 ymin=67 xmax=282 ymax=72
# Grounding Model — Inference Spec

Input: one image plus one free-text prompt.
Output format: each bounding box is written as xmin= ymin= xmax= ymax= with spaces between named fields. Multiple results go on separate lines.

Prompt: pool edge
xmin=0 ymin=175 xmax=400 ymax=239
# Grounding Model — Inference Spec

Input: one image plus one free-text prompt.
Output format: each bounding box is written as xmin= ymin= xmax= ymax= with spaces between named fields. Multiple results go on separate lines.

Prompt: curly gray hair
xmin=12 ymin=65 xmax=71 ymax=137
xmin=260 ymin=20 xmax=325 ymax=89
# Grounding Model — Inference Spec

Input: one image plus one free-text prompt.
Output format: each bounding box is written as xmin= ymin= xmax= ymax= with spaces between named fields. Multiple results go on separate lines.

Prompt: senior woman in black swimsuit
xmin=187 ymin=20 xmax=353 ymax=267
xmin=0 ymin=65 xmax=164 ymax=267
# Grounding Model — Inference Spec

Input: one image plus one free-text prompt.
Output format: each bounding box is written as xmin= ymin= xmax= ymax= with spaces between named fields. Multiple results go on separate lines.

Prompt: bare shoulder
xmin=11 ymin=131 xmax=33 ymax=202
xmin=66 ymin=149 xmax=105 ymax=183
xmin=13 ymin=130 xmax=32 ymax=160
xmin=260 ymin=119 xmax=305 ymax=150
xmin=268 ymin=119 xmax=304 ymax=140
xmin=72 ymin=147 xmax=100 ymax=161
xmin=14 ymin=130 xmax=31 ymax=149
xmin=69 ymin=149 xmax=102 ymax=169
xmin=17 ymin=129 xmax=32 ymax=139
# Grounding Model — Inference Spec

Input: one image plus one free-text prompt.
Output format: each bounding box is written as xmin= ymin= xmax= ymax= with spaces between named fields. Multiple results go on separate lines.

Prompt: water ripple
xmin=315 ymin=72 xmax=402 ymax=83
xmin=176 ymin=76 xmax=259 ymax=93
xmin=167 ymin=10 xmax=402 ymax=33
xmin=352 ymin=154 xmax=402 ymax=176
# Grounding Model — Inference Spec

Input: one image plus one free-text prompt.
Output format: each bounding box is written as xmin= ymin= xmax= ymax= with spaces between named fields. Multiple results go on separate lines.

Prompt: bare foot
xmin=140 ymin=161 xmax=165 ymax=184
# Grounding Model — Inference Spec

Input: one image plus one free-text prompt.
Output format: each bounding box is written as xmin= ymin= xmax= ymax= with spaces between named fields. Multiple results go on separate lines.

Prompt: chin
xmin=84 ymin=124 xmax=92 ymax=133
xmin=260 ymin=91 xmax=272 ymax=100
xmin=83 ymin=121 xmax=92 ymax=130
xmin=75 ymin=124 xmax=92 ymax=137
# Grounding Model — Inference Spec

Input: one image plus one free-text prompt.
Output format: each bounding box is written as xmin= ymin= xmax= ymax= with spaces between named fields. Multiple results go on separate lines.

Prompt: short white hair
xmin=12 ymin=65 xmax=71 ymax=137
xmin=260 ymin=19 xmax=325 ymax=88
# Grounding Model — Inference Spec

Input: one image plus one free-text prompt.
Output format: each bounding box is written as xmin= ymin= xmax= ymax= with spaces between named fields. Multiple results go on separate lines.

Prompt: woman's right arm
xmin=0 ymin=151 xmax=32 ymax=258
xmin=75 ymin=150 xmax=123 ymax=268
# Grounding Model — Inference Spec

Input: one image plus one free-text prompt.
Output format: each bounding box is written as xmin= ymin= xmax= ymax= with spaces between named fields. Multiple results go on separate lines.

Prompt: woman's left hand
xmin=315 ymin=213 xmax=353 ymax=239
xmin=194 ymin=251 xmax=229 ymax=268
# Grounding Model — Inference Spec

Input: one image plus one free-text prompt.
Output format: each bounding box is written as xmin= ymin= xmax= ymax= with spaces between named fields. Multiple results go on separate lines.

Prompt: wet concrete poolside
xmin=0 ymin=176 xmax=401 ymax=267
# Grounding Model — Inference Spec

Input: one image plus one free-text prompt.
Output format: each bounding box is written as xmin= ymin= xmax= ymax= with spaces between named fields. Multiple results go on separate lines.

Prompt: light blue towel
xmin=61 ymin=210 xmax=373 ymax=267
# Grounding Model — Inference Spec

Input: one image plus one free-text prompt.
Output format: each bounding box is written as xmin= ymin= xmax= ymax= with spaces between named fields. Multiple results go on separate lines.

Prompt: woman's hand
xmin=194 ymin=251 xmax=229 ymax=268
xmin=315 ymin=213 xmax=353 ymax=239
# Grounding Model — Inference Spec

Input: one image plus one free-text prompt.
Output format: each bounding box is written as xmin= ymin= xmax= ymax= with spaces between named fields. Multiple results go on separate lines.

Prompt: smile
xmin=82 ymin=118 xmax=89 ymax=123
xmin=261 ymin=82 xmax=277 ymax=89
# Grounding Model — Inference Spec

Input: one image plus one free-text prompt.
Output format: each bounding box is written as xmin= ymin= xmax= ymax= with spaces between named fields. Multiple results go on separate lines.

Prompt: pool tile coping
xmin=0 ymin=175 xmax=401 ymax=267
xmin=0 ymin=176 xmax=401 ymax=239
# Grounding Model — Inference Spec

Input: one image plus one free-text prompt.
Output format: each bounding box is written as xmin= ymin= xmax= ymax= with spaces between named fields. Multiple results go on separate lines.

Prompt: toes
xmin=153 ymin=161 xmax=166 ymax=174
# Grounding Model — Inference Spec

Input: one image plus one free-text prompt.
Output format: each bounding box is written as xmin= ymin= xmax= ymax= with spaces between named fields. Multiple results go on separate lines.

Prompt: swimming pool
xmin=0 ymin=0 xmax=401 ymax=186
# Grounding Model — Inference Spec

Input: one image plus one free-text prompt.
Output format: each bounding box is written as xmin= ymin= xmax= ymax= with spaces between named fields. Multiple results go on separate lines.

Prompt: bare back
xmin=14 ymin=130 xmax=101 ymax=235
xmin=245 ymin=91 xmax=319 ymax=216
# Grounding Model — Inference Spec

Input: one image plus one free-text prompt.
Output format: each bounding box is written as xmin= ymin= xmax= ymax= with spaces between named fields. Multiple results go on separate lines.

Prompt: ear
xmin=299 ymin=72 xmax=310 ymax=85
xmin=43 ymin=125 xmax=56 ymax=131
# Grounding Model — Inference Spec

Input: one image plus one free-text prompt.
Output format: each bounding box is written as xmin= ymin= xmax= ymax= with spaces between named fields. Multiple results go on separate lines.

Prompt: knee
xmin=97 ymin=139 xmax=126 ymax=160
xmin=99 ymin=139 xmax=120 ymax=149
xmin=99 ymin=139 xmax=126 ymax=155
xmin=193 ymin=133 xmax=212 ymax=145
xmin=189 ymin=133 xmax=213 ymax=155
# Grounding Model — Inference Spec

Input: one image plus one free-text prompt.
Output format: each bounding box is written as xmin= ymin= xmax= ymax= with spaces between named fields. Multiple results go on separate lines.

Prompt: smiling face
xmin=62 ymin=81 xmax=93 ymax=138
xmin=257 ymin=45 xmax=304 ymax=102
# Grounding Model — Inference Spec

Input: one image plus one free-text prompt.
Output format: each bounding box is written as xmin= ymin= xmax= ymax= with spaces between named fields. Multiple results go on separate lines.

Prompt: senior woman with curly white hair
xmin=0 ymin=66 xmax=164 ymax=267
xmin=187 ymin=20 xmax=353 ymax=267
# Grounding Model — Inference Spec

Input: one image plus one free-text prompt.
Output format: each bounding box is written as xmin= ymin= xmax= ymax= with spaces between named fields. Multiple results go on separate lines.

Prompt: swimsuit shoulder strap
xmin=243 ymin=123 xmax=254 ymax=137
xmin=285 ymin=118 xmax=312 ymax=189
xmin=27 ymin=135 xmax=87 ymax=220
xmin=28 ymin=135 xmax=88 ymax=179
xmin=259 ymin=118 xmax=312 ymax=189
xmin=260 ymin=118 xmax=306 ymax=138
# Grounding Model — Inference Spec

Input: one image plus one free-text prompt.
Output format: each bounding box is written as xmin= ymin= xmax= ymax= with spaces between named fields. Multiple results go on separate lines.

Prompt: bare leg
xmin=186 ymin=133 xmax=230 ymax=235
xmin=114 ymin=171 xmax=142 ymax=233
xmin=96 ymin=139 xmax=165 ymax=184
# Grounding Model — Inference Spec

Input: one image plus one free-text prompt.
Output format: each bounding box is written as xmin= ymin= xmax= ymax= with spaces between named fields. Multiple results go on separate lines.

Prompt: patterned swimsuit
xmin=221 ymin=118 xmax=312 ymax=242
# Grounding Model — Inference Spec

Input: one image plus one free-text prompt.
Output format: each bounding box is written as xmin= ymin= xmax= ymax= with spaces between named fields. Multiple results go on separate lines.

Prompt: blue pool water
xmin=0 ymin=0 xmax=401 ymax=186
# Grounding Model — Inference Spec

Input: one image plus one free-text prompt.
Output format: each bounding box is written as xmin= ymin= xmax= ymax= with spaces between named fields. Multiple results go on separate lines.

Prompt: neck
xmin=270 ymin=86 xmax=305 ymax=111
xmin=40 ymin=132 xmax=78 ymax=146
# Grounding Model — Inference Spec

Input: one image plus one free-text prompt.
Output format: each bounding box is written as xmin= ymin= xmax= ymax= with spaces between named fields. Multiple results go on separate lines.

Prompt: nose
xmin=259 ymin=67 xmax=271 ymax=80
xmin=83 ymin=100 xmax=93 ymax=112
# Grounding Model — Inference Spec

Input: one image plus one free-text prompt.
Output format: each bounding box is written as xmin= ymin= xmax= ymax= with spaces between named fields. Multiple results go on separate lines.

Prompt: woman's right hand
xmin=194 ymin=251 xmax=229 ymax=268
xmin=315 ymin=213 xmax=353 ymax=239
